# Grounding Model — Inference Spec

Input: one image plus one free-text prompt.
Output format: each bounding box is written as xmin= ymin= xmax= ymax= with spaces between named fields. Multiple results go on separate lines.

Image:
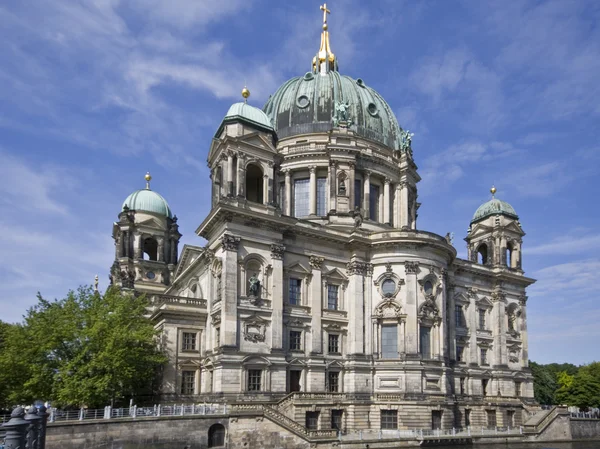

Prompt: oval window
xmin=356 ymin=78 xmax=366 ymax=88
xmin=297 ymin=95 xmax=310 ymax=109
xmin=367 ymin=102 xmax=378 ymax=116
xmin=146 ymin=271 xmax=155 ymax=280
xmin=424 ymin=280 xmax=433 ymax=295
xmin=304 ymin=72 xmax=315 ymax=81
xmin=381 ymin=279 xmax=396 ymax=297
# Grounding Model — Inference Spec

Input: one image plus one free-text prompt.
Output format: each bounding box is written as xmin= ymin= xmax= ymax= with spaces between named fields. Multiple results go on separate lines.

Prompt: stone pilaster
xmin=309 ymin=255 xmax=324 ymax=354
xmin=519 ymin=295 xmax=528 ymax=367
xmin=492 ymin=289 xmax=507 ymax=366
xmin=329 ymin=161 xmax=337 ymax=212
xmin=227 ymin=152 xmax=234 ymax=197
xmin=404 ymin=261 xmax=418 ymax=354
xmin=347 ymin=259 xmax=366 ymax=355
xmin=349 ymin=162 xmax=356 ymax=210
xmin=467 ymin=288 xmax=478 ymax=365
xmin=309 ymin=166 xmax=317 ymax=215
xmin=221 ymin=233 xmax=240 ymax=347
xmin=270 ymin=243 xmax=285 ymax=350
xmin=363 ymin=171 xmax=371 ymax=219
xmin=364 ymin=263 xmax=373 ymax=355
xmin=383 ymin=178 xmax=391 ymax=225
xmin=236 ymin=155 xmax=245 ymax=197
xmin=400 ymin=181 xmax=409 ymax=228
xmin=284 ymin=170 xmax=292 ymax=216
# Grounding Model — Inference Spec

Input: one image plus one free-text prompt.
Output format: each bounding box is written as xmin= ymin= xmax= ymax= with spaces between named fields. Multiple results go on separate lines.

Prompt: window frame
xmin=327 ymin=371 xmax=340 ymax=393
xmin=247 ymin=369 xmax=262 ymax=392
xmin=181 ymin=370 xmax=196 ymax=395
xmin=289 ymin=277 xmax=302 ymax=306
xmin=289 ymin=330 xmax=302 ymax=352
xmin=181 ymin=331 xmax=198 ymax=352
xmin=293 ymin=177 xmax=310 ymax=217
xmin=328 ymin=333 xmax=340 ymax=354
xmin=327 ymin=284 xmax=339 ymax=310
xmin=380 ymin=410 xmax=398 ymax=430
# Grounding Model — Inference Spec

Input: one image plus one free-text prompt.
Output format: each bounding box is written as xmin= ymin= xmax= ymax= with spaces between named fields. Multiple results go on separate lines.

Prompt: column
xmin=400 ymin=181 xmax=409 ymax=228
xmin=363 ymin=171 xmax=371 ymax=219
xmin=447 ymin=282 xmax=456 ymax=360
xmin=492 ymin=290 xmax=506 ymax=366
xmin=349 ymin=163 xmax=356 ymax=210
xmin=404 ymin=261 xmax=418 ymax=354
xmin=157 ymin=237 xmax=164 ymax=262
xmin=328 ymin=161 xmax=337 ymax=212
xmin=284 ymin=170 xmax=292 ymax=216
xmin=236 ymin=155 xmax=245 ymax=197
xmin=347 ymin=259 xmax=365 ymax=355
xmin=383 ymin=178 xmax=391 ymax=225
xmin=220 ymin=234 xmax=240 ymax=348
xmin=309 ymin=256 xmax=324 ymax=354
xmin=133 ymin=233 xmax=141 ymax=259
xmin=438 ymin=269 xmax=448 ymax=360
xmin=271 ymin=244 xmax=285 ymax=350
xmin=468 ymin=289 xmax=478 ymax=364
xmin=309 ymin=166 xmax=317 ymax=216
xmin=520 ymin=295 xmax=528 ymax=368
xmin=115 ymin=232 xmax=123 ymax=258
xmin=364 ymin=264 xmax=373 ymax=355
xmin=227 ymin=152 xmax=234 ymax=197
xmin=263 ymin=173 xmax=269 ymax=206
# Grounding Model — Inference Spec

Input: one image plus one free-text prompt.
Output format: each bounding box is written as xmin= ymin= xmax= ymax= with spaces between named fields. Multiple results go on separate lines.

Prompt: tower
xmin=465 ymin=186 xmax=524 ymax=270
xmin=110 ymin=173 xmax=181 ymax=293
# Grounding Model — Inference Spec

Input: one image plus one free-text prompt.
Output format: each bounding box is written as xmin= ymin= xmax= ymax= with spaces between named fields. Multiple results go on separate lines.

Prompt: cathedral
xmin=110 ymin=4 xmax=535 ymax=432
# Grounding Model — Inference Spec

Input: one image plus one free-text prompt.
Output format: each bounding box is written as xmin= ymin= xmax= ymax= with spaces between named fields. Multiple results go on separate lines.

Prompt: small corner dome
xmin=471 ymin=198 xmax=518 ymax=224
xmin=122 ymin=189 xmax=172 ymax=218
xmin=216 ymin=102 xmax=274 ymax=137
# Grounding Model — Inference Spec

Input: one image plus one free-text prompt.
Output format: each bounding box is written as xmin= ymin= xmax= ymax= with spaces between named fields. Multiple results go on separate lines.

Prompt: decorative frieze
xmin=221 ymin=234 xmax=240 ymax=251
xmin=346 ymin=260 xmax=367 ymax=276
xmin=270 ymin=243 xmax=285 ymax=260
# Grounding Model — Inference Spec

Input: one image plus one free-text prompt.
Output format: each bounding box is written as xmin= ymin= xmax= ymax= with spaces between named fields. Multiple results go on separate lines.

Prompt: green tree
xmin=569 ymin=362 xmax=600 ymax=409
xmin=0 ymin=287 xmax=167 ymax=408
xmin=530 ymin=361 xmax=558 ymax=404
xmin=555 ymin=371 xmax=575 ymax=405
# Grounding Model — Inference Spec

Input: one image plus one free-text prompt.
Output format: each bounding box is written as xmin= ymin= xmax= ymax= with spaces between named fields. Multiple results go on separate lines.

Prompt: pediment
xmin=503 ymin=221 xmax=525 ymax=236
xmin=284 ymin=262 xmax=311 ymax=275
xmin=288 ymin=358 xmax=307 ymax=366
xmin=326 ymin=360 xmax=344 ymax=369
xmin=468 ymin=224 xmax=493 ymax=239
xmin=324 ymin=268 xmax=347 ymax=281
xmin=454 ymin=292 xmax=470 ymax=305
xmin=476 ymin=296 xmax=493 ymax=308
xmin=174 ymin=245 xmax=205 ymax=279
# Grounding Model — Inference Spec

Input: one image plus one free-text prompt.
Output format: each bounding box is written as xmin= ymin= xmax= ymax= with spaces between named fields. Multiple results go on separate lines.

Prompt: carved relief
xmin=418 ymin=298 xmax=440 ymax=325
xmin=374 ymin=300 xmax=404 ymax=319
xmin=243 ymin=315 xmax=267 ymax=343
xmin=270 ymin=243 xmax=285 ymax=260
xmin=309 ymin=256 xmax=324 ymax=270
xmin=404 ymin=261 xmax=419 ymax=274
xmin=221 ymin=234 xmax=240 ymax=251
xmin=346 ymin=260 xmax=367 ymax=276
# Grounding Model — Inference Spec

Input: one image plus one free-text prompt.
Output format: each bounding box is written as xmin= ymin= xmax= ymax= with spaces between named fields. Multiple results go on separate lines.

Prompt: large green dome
xmin=471 ymin=198 xmax=518 ymax=224
xmin=122 ymin=189 xmax=172 ymax=218
xmin=263 ymin=71 xmax=409 ymax=151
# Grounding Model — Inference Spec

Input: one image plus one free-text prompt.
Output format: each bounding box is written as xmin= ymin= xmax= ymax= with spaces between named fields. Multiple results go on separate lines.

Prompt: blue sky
xmin=1 ymin=0 xmax=598 ymax=365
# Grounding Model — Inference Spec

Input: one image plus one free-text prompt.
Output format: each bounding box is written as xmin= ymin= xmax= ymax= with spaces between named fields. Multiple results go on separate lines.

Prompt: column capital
xmin=283 ymin=168 xmax=291 ymax=177
xmin=384 ymin=177 xmax=391 ymax=185
xmin=404 ymin=261 xmax=419 ymax=274
xmin=309 ymin=165 xmax=317 ymax=174
xmin=329 ymin=159 xmax=337 ymax=168
xmin=221 ymin=233 xmax=241 ymax=252
xmin=399 ymin=180 xmax=408 ymax=188
xmin=349 ymin=162 xmax=356 ymax=170
xmin=364 ymin=169 xmax=372 ymax=179
xmin=346 ymin=260 xmax=367 ymax=276
xmin=270 ymin=243 xmax=285 ymax=260
xmin=309 ymin=255 xmax=324 ymax=270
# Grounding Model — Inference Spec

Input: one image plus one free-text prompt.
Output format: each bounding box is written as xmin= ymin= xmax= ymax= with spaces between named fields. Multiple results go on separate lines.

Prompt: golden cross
xmin=320 ymin=3 xmax=331 ymax=26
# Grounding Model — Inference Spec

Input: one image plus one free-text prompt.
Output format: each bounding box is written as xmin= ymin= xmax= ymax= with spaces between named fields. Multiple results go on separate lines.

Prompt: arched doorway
xmin=143 ymin=237 xmax=158 ymax=261
xmin=246 ymin=164 xmax=264 ymax=203
xmin=208 ymin=423 xmax=226 ymax=447
xmin=477 ymin=244 xmax=488 ymax=265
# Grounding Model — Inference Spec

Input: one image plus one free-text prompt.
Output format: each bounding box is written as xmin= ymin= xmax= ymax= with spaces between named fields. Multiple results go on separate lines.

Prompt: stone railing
xmin=150 ymin=295 xmax=207 ymax=308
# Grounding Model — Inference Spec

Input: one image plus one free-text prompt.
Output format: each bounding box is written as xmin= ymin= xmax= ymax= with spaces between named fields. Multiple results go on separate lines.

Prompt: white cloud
xmin=528 ymin=259 xmax=600 ymax=298
xmin=526 ymin=234 xmax=600 ymax=256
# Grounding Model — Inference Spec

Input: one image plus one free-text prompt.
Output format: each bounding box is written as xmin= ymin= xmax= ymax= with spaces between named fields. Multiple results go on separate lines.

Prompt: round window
xmin=424 ymin=280 xmax=433 ymax=295
xmin=146 ymin=271 xmax=155 ymax=280
xmin=304 ymin=72 xmax=314 ymax=81
xmin=381 ymin=279 xmax=396 ymax=297
xmin=297 ymin=95 xmax=310 ymax=109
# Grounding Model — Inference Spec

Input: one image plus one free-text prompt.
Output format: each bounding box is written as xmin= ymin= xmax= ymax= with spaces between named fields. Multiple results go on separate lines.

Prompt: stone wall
xmin=570 ymin=419 xmax=600 ymax=440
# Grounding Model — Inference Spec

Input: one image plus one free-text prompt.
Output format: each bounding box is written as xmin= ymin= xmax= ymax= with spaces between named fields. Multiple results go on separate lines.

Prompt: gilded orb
xmin=490 ymin=186 xmax=497 ymax=195
xmin=145 ymin=172 xmax=152 ymax=182
xmin=323 ymin=23 xmax=328 ymax=30
xmin=241 ymin=86 xmax=250 ymax=99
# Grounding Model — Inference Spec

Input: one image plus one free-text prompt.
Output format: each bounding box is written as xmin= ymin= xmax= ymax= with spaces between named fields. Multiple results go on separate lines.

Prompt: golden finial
xmin=241 ymin=86 xmax=250 ymax=103
xmin=313 ymin=3 xmax=336 ymax=73
xmin=490 ymin=185 xmax=497 ymax=198
xmin=145 ymin=172 xmax=152 ymax=190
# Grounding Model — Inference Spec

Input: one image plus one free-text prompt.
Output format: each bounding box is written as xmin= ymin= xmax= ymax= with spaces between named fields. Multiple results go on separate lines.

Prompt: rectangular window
xmin=289 ymin=278 xmax=302 ymax=305
xmin=482 ymin=379 xmax=489 ymax=396
xmin=215 ymin=328 xmax=220 ymax=347
xmin=182 ymin=332 xmax=197 ymax=351
xmin=456 ymin=345 xmax=464 ymax=362
xmin=328 ymin=334 xmax=340 ymax=354
xmin=465 ymin=409 xmax=471 ymax=427
xmin=460 ymin=377 xmax=465 ymax=395
xmin=331 ymin=409 xmax=343 ymax=430
xmin=306 ymin=411 xmax=319 ymax=430
xmin=381 ymin=324 xmax=398 ymax=359
xmin=181 ymin=370 xmax=195 ymax=395
xmin=381 ymin=410 xmax=398 ymax=430
xmin=328 ymin=371 xmax=339 ymax=392
xmin=481 ymin=348 xmax=488 ymax=365
xmin=293 ymin=178 xmax=310 ymax=217
xmin=327 ymin=284 xmax=339 ymax=310
xmin=486 ymin=410 xmax=497 ymax=429
xmin=479 ymin=309 xmax=486 ymax=329
xmin=506 ymin=410 xmax=515 ymax=428
xmin=369 ymin=184 xmax=380 ymax=221
xmin=432 ymin=410 xmax=442 ymax=430
xmin=317 ymin=177 xmax=327 ymax=216
xmin=289 ymin=330 xmax=302 ymax=351
xmin=354 ymin=179 xmax=362 ymax=209
xmin=420 ymin=326 xmax=431 ymax=359
xmin=248 ymin=369 xmax=262 ymax=391
xmin=455 ymin=305 xmax=464 ymax=327
xmin=515 ymin=381 xmax=521 ymax=397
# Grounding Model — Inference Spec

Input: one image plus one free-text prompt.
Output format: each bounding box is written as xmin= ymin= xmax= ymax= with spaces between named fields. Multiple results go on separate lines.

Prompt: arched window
xmin=208 ymin=423 xmax=226 ymax=447
xmin=246 ymin=164 xmax=263 ymax=203
xmin=143 ymin=237 xmax=158 ymax=261
xmin=477 ymin=244 xmax=488 ymax=265
xmin=506 ymin=242 xmax=515 ymax=268
xmin=424 ymin=280 xmax=433 ymax=296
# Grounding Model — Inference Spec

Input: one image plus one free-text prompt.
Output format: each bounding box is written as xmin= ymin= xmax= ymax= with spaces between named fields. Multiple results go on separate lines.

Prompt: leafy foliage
xmin=0 ymin=287 xmax=167 ymax=408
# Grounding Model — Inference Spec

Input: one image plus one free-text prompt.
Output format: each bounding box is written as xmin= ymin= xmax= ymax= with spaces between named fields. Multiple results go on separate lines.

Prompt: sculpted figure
xmin=248 ymin=274 xmax=260 ymax=297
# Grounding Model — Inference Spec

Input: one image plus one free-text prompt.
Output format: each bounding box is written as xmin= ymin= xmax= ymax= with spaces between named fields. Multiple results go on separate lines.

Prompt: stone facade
xmin=109 ymin=11 xmax=536 ymax=434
